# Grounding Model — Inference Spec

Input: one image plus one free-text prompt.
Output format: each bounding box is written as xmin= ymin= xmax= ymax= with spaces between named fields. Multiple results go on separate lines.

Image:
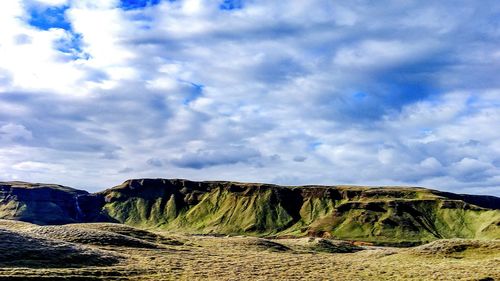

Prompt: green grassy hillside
xmin=100 ymin=179 xmax=500 ymax=245
xmin=1 ymin=179 xmax=498 ymax=244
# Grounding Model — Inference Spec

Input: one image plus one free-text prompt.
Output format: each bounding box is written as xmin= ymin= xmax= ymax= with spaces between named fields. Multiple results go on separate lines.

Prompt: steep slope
xmin=100 ymin=179 xmax=500 ymax=245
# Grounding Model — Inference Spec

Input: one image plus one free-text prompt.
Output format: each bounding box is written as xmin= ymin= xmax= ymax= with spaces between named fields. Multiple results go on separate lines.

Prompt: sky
xmin=0 ymin=0 xmax=499 ymax=195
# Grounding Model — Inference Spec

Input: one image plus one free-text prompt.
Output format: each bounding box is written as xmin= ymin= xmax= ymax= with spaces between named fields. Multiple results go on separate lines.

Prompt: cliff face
xmin=100 ymin=179 xmax=500 ymax=245
xmin=1 ymin=179 xmax=499 ymax=245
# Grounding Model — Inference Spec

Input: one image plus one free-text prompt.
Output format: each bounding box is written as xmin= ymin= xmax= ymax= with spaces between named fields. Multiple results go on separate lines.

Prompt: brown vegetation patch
xmin=68 ymin=223 xmax=183 ymax=246
xmin=278 ymin=237 xmax=364 ymax=253
xmin=0 ymin=227 xmax=121 ymax=268
xmin=26 ymin=225 xmax=161 ymax=249
xmin=408 ymin=239 xmax=500 ymax=257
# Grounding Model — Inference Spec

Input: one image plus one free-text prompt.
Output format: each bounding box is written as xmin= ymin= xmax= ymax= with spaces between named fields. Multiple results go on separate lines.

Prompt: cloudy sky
xmin=1 ymin=0 xmax=499 ymax=195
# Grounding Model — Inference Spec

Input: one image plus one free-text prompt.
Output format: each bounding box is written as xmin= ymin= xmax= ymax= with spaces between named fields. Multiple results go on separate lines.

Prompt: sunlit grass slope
xmin=101 ymin=179 xmax=500 ymax=245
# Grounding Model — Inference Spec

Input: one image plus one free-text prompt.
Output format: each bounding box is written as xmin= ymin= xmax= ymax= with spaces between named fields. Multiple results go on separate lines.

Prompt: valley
xmin=0 ymin=179 xmax=499 ymax=280
xmin=0 ymin=219 xmax=498 ymax=280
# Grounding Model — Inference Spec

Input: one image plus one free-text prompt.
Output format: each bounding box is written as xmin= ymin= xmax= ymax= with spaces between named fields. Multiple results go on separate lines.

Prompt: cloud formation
xmin=0 ymin=0 xmax=499 ymax=195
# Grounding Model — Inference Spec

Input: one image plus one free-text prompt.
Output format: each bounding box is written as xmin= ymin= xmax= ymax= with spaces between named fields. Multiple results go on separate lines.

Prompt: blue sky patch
xmin=308 ymin=141 xmax=322 ymax=151
xmin=183 ymin=83 xmax=204 ymax=105
xmin=220 ymin=0 xmax=243 ymax=10
xmin=120 ymin=0 xmax=162 ymax=10
xmin=55 ymin=33 xmax=89 ymax=61
xmin=352 ymin=92 xmax=367 ymax=101
xmin=28 ymin=6 xmax=70 ymax=31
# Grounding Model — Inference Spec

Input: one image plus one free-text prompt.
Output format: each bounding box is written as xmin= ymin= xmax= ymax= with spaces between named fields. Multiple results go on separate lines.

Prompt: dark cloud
xmin=293 ymin=156 xmax=307 ymax=162
xmin=171 ymin=146 xmax=261 ymax=169
xmin=146 ymin=158 xmax=163 ymax=167
xmin=118 ymin=167 xmax=134 ymax=173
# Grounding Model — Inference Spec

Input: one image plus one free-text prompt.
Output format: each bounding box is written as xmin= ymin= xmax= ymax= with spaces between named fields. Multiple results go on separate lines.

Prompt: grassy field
xmin=0 ymin=220 xmax=498 ymax=280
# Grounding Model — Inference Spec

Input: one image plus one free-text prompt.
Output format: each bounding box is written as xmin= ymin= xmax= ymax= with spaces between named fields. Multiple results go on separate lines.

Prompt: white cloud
xmin=333 ymin=40 xmax=429 ymax=68
xmin=0 ymin=123 xmax=33 ymax=142
xmin=0 ymin=2 xmax=88 ymax=94
xmin=33 ymin=0 xmax=68 ymax=6
xmin=0 ymin=0 xmax=499 ymax=196
xmin=13 ymin=161 xmax=62 ymax=172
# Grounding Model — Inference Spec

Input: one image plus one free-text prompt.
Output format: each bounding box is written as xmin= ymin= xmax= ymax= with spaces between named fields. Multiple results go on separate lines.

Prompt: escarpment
xmin=1 ymin=179 xmax=499 ymax=245
xmin=99 ymin=179 xmax=500 ymax=244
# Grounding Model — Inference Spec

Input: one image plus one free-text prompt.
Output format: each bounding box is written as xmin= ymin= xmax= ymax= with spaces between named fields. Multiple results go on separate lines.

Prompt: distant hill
xmin=0 ymin=181 xmax=107 ymax=224
xmin=1 ymin=179 xmax=499 ymax=245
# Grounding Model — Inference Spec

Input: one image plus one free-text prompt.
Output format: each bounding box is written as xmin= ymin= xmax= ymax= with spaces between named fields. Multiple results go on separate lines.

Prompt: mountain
xmin=1 ymin=179 xmax=499 ymax=245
